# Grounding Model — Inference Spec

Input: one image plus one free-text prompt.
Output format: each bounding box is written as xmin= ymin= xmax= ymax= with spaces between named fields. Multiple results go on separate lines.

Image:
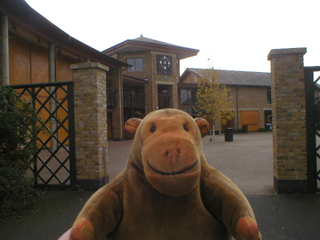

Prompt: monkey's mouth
xmin=146 ymin=160 xmax=199 ymax=176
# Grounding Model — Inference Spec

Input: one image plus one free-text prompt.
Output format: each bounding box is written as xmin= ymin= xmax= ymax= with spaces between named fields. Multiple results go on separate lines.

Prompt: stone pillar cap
xmin=268 ymin=48 xmax=307 ymax=60
xmin=70 ymin=62 xmax=109 ymax=72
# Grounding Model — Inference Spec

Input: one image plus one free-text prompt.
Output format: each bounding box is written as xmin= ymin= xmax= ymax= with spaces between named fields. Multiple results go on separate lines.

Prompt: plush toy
xmin=68 ymin=109 xmax=261 ymax=240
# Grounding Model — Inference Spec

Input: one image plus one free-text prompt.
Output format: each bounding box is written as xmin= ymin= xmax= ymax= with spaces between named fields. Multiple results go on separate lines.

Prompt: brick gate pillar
xmin=268 ymin=48 xmax=307 ymax=194
xmin=71 ymin=62 xmax=109 ymax=190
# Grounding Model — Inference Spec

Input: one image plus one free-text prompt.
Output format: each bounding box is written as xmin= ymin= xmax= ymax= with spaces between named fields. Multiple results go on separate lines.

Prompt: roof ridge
xmin=184 ymin=68 xmax=271 ymax=86
xmin=131 ymin=35 xmax=186 ymax=48
xmin=103 ymin=36 xmax=199 ymax=60
xmin=190 ymin=68 xmax=270 ymax=74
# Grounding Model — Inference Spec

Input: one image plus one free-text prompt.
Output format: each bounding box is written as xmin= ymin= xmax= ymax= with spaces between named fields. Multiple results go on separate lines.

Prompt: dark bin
xmin=265 ymin=123 xmax=272 ymax=131
xmin=243 ymin=125 xmax=248 ymax=133
xmin=225 ymin=128 xmax=233 ymax=142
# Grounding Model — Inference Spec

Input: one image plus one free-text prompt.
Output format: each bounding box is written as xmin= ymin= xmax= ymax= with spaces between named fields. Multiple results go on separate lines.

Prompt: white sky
xmin=25 ymin=0 xmax=320 ymax=74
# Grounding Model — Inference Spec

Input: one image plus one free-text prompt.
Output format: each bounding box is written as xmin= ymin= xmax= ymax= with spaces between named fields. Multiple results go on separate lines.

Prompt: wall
xmin=9 ymin=34 xmax=77 ymax=147
xmin=9 ymin=35 xmax=76 ymax=85
xmin=229 ymin=85 xmax=272 ymax=130
xmin=268 ymin=48 xmax=308 ymax=194
xmin=179 ymin=70 xmax=272 ymax=131
xmin=118 ymin=50 xmax=179 ymax=114
xmin=181 ymin=71 xmax=198 ymax=84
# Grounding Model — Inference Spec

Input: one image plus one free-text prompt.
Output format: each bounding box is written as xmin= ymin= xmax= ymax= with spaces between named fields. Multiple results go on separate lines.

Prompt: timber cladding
xmin=9 ymin=35 xmax=77 ymax=148
xmin=9 ymin=35 xmax=76 ymax=85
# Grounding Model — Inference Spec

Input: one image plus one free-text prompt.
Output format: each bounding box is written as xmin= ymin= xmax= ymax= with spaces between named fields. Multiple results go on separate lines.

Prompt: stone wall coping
xmin=70 ymin=62 xmax=109 ymax=72
xmin=268 ymin=48 xmax=307 ymax=60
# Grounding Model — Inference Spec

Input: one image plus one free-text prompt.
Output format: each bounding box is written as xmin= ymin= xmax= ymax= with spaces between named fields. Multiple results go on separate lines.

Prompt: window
xmin=127 ymin=58 xmax=143 ymax=72
xmin=267 ymin=87 xmax=272 ymax=104
xmin=159 ymin=90 xmax=171 ymax=109
xmin=180 ymin=88 xmax=197 ymax=115
xmin=158 ymin=85 xmax=172 ymax=109
xmin=180 ymin=89 xmax=190 ymax=106
xmin=180 ymin=89 xmax=197 ymax=106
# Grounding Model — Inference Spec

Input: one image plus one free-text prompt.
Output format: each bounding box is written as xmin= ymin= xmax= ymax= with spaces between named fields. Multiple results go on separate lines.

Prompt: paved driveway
xmin=108 ymin=132 xmax=274 ymax=194
xmin=202 ymin=132 xmax=274 ymax=194
xmin=3 ymin=132 xmax=320 ymax=240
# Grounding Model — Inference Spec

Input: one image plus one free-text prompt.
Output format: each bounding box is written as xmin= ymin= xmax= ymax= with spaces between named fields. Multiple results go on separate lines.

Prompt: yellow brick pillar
xmin=172 ymin=82 xmax=179 ymax=109
xmin=268 ymin=48 xmax=307 ymax=194
xmin=71 ymin=62 xmax=109 ymax=190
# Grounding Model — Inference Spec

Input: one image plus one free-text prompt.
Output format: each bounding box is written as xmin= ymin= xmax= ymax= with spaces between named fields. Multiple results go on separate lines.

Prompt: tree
xmin=194 ymin=68 xmax=234 ymax=133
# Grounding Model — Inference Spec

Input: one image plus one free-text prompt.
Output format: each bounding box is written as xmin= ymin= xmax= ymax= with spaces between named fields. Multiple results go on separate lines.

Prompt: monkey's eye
xmin=183 ymin=124 xmax=189 ymax=131
xmin=150 ymin=125 xmax=156 ymax=133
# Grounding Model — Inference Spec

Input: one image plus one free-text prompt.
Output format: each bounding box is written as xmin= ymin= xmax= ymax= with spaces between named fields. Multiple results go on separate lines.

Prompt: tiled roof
xmin=103 ymin=35 xmax=199 ymax=60
xmin=132 ymin=35 xmax=188 ymax=49
xmin=189 ymin=68 xmax=271 ymax=87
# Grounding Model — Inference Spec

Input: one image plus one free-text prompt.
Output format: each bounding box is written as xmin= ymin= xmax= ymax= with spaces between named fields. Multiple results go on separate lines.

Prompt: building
xmin=0 ymin=0 xmax=130 ymax=143
xmin=179 ymin=68 xmax=272 ymax=132
xmin=0 ymin=1 xmax=199 ymax=142
xmin=1 ymin=0 xmax=271 ymax=140
xmin=0 ymin=0 xmax=132 ymax=188
xmin=0 ymin=0 xmax=272 ymax=189
xmin=0 ymin=0 xmax=128 ymax=86
xmin=103 ymin=36 xmax=199 ymax=139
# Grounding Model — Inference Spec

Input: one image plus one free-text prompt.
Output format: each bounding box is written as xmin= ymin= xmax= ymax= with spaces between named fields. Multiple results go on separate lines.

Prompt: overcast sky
xmin=25 ymin=0 xmax=320 ymax=74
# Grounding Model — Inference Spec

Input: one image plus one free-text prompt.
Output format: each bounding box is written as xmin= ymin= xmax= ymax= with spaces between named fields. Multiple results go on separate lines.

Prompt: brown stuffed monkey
xmin=67 ymin=109 xmax=261 ymax=240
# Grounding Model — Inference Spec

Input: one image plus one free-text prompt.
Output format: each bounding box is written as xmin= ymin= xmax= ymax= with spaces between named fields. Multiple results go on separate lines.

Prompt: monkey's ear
xmin=194 ymin=118 xmax=210 ymax=138
xmin=124 ymin=118 xmax=142 ymax=138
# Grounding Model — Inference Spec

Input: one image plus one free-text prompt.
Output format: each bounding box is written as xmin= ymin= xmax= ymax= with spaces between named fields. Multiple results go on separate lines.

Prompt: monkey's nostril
xmin=165 ymin=149 xmax=181 ymax=156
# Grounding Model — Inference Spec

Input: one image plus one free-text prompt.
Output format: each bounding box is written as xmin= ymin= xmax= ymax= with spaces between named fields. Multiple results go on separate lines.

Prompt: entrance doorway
xmin=240 ymin=110 xmax=259 ymax=131
xmin=158 ymin=85 xmax=172 ymax=109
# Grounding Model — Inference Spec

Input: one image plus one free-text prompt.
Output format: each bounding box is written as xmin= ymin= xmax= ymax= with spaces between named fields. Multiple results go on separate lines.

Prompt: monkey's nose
xmin=165 ymin=149 xmax=181 ymax=156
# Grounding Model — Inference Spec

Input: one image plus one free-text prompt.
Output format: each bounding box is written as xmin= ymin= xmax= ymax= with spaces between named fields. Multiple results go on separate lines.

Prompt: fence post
xmin=109 ymin=68 xmax=124 ymax=141
xmin=268 ymin=48 xmax=307 ymax=194
xmin=71 ymin=62 xmax=109 ymax=190
xmin=0 ymin=15 xmax=9 ymax=85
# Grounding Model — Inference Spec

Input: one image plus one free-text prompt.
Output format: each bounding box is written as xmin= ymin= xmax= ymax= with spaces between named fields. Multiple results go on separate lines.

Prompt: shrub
xmin=0 ymin=86 xmax=38 ymax=218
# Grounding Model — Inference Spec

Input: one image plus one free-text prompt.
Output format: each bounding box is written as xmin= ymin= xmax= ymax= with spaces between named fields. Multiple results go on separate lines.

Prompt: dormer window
xmin=127 ymin=58 xmax=143 ymax=72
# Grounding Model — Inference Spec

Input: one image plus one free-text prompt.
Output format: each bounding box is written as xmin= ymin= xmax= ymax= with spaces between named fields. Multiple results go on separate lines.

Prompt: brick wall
xmin=229 ymin=85 xmax=271 ymax=129
xmin=118 ymin=51 xmax=179 ymax=114
xmin=180 ymin=70 xmax=272 ymax=131
xmin=268 ymin=48 xmax=308 ymax=194
xmin=118 ymin=51 xmax=154 ymax=113
xmin=71 ymin=62 xmax=109 ymax=190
